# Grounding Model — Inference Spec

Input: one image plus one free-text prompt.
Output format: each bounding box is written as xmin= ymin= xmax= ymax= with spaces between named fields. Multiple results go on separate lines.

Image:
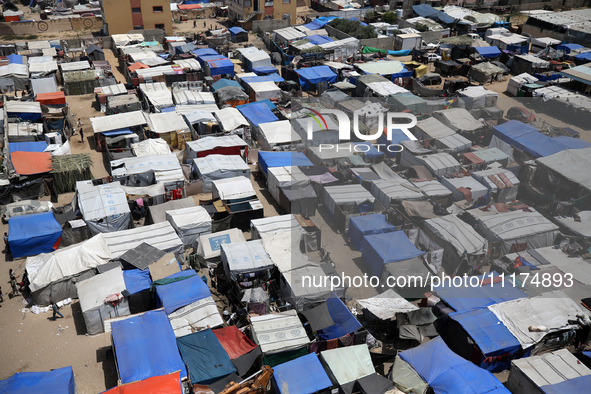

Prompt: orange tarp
xmin=10 ymin=151 xmax=52 ymax=175
xmin=36 ymin=91 xmax=66 ymax=106
xmin=102 ymin=372 xmax=181 ymax=394
xmin=128 ymin=62 xmax=149 ymax=72
xmin=178 ymin=4 xmax=201 ymax=9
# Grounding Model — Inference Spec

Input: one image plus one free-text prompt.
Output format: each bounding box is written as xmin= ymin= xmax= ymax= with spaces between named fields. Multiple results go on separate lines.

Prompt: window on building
xmin=132 ymin=7 xmax=141 ymax=13
xmin=155 ymin=24 xmax=165 ymax=29
xmin=283 ymin=0 xmax=290 ymax=3
xmin=153 ymin=6 xmax=163 ymax=12
xmin=133 ymin=25 xmax=143 ymax=30
xmin=244 ymin=0 xmax=251 ymax=6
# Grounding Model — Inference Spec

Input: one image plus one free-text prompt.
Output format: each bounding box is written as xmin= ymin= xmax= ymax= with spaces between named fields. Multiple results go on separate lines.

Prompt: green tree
xmin=383 ymin=11 xmax=397 ymax=25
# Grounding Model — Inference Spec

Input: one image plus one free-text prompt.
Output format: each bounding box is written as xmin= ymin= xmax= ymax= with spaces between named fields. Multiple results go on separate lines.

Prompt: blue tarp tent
xmin=253 ymin=66 xmax=280 ymax=76
xmin=361 ymin=232 xmax=425 ymax=278
xmin=301 ymin=16 xmax=338 ymax=30
xmin=307 ymin=35 xmax=334 ymax=45
xmin=237 ymin=99 xmax=276 ymax=111
xmin=176 ymin=329 xmax=236 ymax=383
xmin=211 ymin=79 xmax=243 ymax=92
xmin=475 ymin=46 xmax=501 ymax=58
xmin=196 ymin=54 xmax=225 ymax=69
xmin=111 ymin=309 xmax=187 ymax=384
xmin=390 ymin=67 xmax=413 ymax=80
xmin=229 ymin=26 xmax=247 ymax=36
xmin=192 ymin=48 xmax=219 ymax=57
xmin=296 ymin=66 xmax=337 ymax=91
xmin=273 ymin=353 xmax=333 ymax=394
xmin=574 ymin=52 xmax=591 ymax=61
xmin=242 ymin=74 xmax=284 ymax=84
xmin=556 ymin=43 xmax=584 ymax=53
xmin=352 ymin=142 xmax=384 ymax=160
xmin=122 ymin=269 xmax=151 ymax=295
xmin=8 ymin=212 xmax=62 ymax=258
xmin=317 ymin=293 xmax=362 ymax=340
xmin=238 ymin=102 xmax=278 ymax=128
xmin=8 ymin=141 xmax=47 ymax=153
xmin=448 ymin=308 xmax=523 ymax=372
xmin=399 ymin=337 xmax=512 ymax=394
xmin=257 ymin=151 xmax=313 ymax=174
xmin=101 ymin=128 xmax=133 ymax=137
xmin=0 ymin=366 xmax=76 ymax=394
xmin=155 ymin=270 xmax=211 ymax=314
xmin=435 ymin=11 xmax=457 ymax=25
xmin=412 ymin=4 xmax=439 ymax=17
xmin=349 ymin=214 xmax=397 ymax=251
xmin=207 ymin=58 xmax=234 ymax=77
xmin=377 ymin=129 xmax=409 ymax=157
xmin=493 ymin=120 xmax=591 ymax=157
xmin=541 ymin=375 xmax=591 ymax=394
xmin=7 ymin=53 xmax=23 ymax=64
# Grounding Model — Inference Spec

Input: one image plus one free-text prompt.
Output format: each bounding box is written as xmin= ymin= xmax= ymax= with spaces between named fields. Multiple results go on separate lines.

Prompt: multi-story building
xmin=228 ymin=0 xmax=297 ymax=30
xmin=101 ymin=0 xmax=173 ymax=35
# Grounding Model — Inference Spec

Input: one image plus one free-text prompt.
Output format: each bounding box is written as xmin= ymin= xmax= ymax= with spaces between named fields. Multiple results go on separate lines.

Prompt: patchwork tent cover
xmin=423 ymin=215 xmax=487 ymax=257
xmin=0 ymin=366 xmax=76 ymax=394
xmin=221 ymin=240 xmax=274 ymax=281
xmin=238 ymin=102 xmax=278 ymax=128
xmin=8 ymin=212 xmax=62 ymax=258
xmin=213 ymin=326 xmax=261 ymax=375
xmin=296 ymin=66 xmax=337 ymax=90
xmin=303 ymin=293 xmax=362 ymax=340
xmin=400 ymin=337 xmax=511 ymax=394
xmin=250 ymin=310 xmax=309 ymax=354
xmin=258 ymin=151 xmax=313 ymax=174
xmin=349 ymin=214 xmax=397 ymax=251
xmin=176 ymin=329 xmax=236 ymax=383
xmin=362 ymin=231 xmax=425 ymax=278
xmin=166 ymin=206 xmax=212 ymax=247
xmin=101 ymin=372 xmax=181 ymax=394
xmin=111 ymin=310 xmax=187 ymax=384
xmin=320 ymin=344 xmax=375 ymax=385
xmin=196 ymin=228 xmax=247 ymax=262
xmin=273 ymin=353 xmax=333 ymax=394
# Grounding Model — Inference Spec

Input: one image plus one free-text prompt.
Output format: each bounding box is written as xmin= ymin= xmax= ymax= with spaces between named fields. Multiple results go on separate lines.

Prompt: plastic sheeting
xmin=196 ymin=228 xmax=247 ymax=262
xmin=541 ymin=375 xmax=591 ymax=394
xmin=399 ymin=337 xmax=510 ymax=394
xmin=308 ymin=293 xmax=362 ymax=340
xmin=296 ymin=66 xmax=337 ymax=91
xmin=131 ymin=138 xmax=171 ymax=157
xmin=349 ymin=214 xmax=397 ymax=251
xmin=10 ymin=151 xmax=52 ymax=175
xmin=258 ymin=151 xmax=312 ymax=175
xmin=148 ymin=198 xmax=195 ymax=224
xmin=362 ymin=231 xmax=425 ymax=278
xmin=356 ymin=289 xmax=419 ymax=320
xmin=91 ymin=111 xmax=147 ymax=134
xmin=186 ymin=135 xmax=247 ymax=159
xmin=101 ymin=372 xmax=181 ymax=394
xmin=166 ymin=206 xmax=212 ymax=247
xmin=536 ymin=147 xmax=591 ymax=192
xmin=273 ymin=353 xmax=333 ymax=394
xmin=221 ymin=240 xmax=274 ymax=281
xmin=155 ymin=269 xmax=211 ymax=314
xmin=212 ymin=176 xmax=256 ymax=201
xmin=193 ymin=155 xmax=250 ymax=193
xmin=321 ymin=344 xmax=375 ymax=385
xmin=0 ymin=366 xmax=76 ymax=394
xmin=111 ymin=310 xmax=187 ymax=384
xmin=238 ymin=102 xmax=278 ymax=127
xmin=250 ymin=310 xmax=309 ymax=354
xmin=77 ymin=181 xmax=131 ymax=235
xmin=8 ymin=212 xmax=62 ymax=258
xmin=123 ymin=269 xmax=151 ymax=295
xmin=102 ymin=222 xmax=184 ymax=258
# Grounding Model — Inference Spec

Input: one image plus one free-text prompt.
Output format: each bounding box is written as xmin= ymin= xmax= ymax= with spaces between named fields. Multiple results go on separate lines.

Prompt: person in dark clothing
xmin=79 ymin=128 xmax=84 ymax=142
xmin=3 ymin=233 xmax=10 ymax=256
xmin=52 ymin=303 xmax=64 ymax=320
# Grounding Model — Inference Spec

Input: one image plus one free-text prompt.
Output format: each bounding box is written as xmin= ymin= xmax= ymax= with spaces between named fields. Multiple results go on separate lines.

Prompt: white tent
xmin=77 ymin=267 xmax=130 ymax=335
xmin=76 ymin=181 xmax=131 ymax=235
xmin=196 ymin=228 xmax=247 ymax=265
xmin=323 ymin=185 xmax=375 ymax=217
xmin=110 ymin=153 xmax=182 ymax=184
xmin=457 ymin=86 xmax=498 ymax=110
xmin=213 ymin=107 xmax=249 ymax=133
xmin=131 ymin=138 xmax=171 ymax=157
xmin=440 ymin=176 xmax=489 ymax=202
xmin=279 ymin=264 xmax=345 ymax=310
xmin=242 ymin=49 xmax=272 ymax=70
xmin=412 ymin=180 xmax=452 ymax=203
xmin=471 ymin=168 xmax=519 ymax=202
xmin=401 ymin=152 xmax=461 ymax=177
xmin=250 ymin=214 xmax=304 ymax=239
xmin=221 ymin=240 xmax=274 ymax=281
xmin=433 ymin=108 xmax=484 ymax=133
xmin=192 ymin=155 xmax=250 ymax=193
xmin=166 ymin=206 xmax=212 ymax=247
xmin=172 ymin=90 xmax=215 ymax=106
xmin=250 ymin=310 xmax=309 ymax=353
xmin=261 ymin=230 xmax=315 ymax=274
xmin=356 ymin=289 xmax=419 ymax=320
xmin=185 ymin=135 xmax=247 ymax=161
xmin=102 ymin=221 xmax=184 ymax=258
xmin=257 ymin=120 xmax=302 ymax=151
xmin=91 ymin=111 xmax=147 ymax=135
xmin=139 ymin=82 xmax=174 ymax=110
xmin=507 ymin=73 xmax=538 ymax=96
xmin=370 ymin=179 xmax=423 ymax=207
xmin=475 ymin=210 xmax=559 ymax=255
xmin=168 ymin=295 xmax=224 ymax=337
xmin=320 ymin=345 xmax=375 ymax=385
xmin=267 ymin=166 xmax=310 ymax=207
xmin=212 ymin=176 xmax=256 ymax=201
xmin=148 ymin=112 xmax=190 ymax=135
xmin=248 ymin=81 xmax=282 ymax=101
xmin=0 ymin=63 xmax=28 ymax=91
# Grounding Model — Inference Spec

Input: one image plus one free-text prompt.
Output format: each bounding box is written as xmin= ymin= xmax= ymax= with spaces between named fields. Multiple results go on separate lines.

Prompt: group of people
xmin=0 ymin=269 xmax=25 ymax=306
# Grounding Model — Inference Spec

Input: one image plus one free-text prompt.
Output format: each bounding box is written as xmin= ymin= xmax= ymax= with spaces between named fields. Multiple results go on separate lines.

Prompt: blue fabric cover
xmin=9 ymin=141 xmax=47 ymax=153
xmin=242 ymin=74 xmax=284 ymax=84
xmin=7 ymin=54 xmax=23 ymax=64
xmin=361 ymin=231 xmax=425 ymax=278
xmin=8 ymin=212 xmax=62 ymax=258
xmin=257 ymin=151 xmax=313 ymax=174
xmin=449 ymin=308 xmax=522 ymax=371
xmin=156 ymin=270 xmax=212 ymax=314
xmin=574 ymin=52 xmax=591 ymax=61
xmin=318 ymin=293 xmax=362 ymax=340
xmin=475 ymin=46 xmax=501 ymax=58
xmin=211 ymin=79 xmax=243 ymax=91
xmin=208 ymin=58 xmax=234 ymax=77
xmin=236 ymin=99 xmax=276 ymax=111
xmin=111 ymin=309 xmax=187 ymax=384
xmin=0 ymin=366 xmax=76 ymax=394
xmin=101 ymin=128 xmax=132 ymax=137
xmin=307 ymin=35 xmax=334 ymax=45
xmin=412 ymin=4 xmax=439 ymax=17
xmin=296 ymin=66 xmax=337 ymax=91
xmin=176 ymin=329 xmax=236 ymax=383
xmin=399 ymin=337 xmax=511 ymax=394
xmin=253 ymin=66 xmax=280 ymax=76
xmin=273 ymin=353 xmax=333 ymax=394
xmin=349 ymin=214 xmax=396 ymax=251
xmin=122 ymin=269 xmax=152 ymax=295
xmin=238 ymin=102 xmax=278 ymax=128
xmin=390 ymin=67 xmax=413 ymax=80
xmin=542 ymin=375 xmax=591 ymax=394
xmin=192 ymin=48 xmax=218 ymax=57
xmin=556 ymin=43 xmax=583 ymax=53
xmin=229 ymin=26 xmax=247 ymax=35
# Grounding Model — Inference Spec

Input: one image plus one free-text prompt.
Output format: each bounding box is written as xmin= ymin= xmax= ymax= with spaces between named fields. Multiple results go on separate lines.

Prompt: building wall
xmin=229 ymin=0 xmax=296 ymax=26
xmin=102 ymin=0 xmax=172 ymax=35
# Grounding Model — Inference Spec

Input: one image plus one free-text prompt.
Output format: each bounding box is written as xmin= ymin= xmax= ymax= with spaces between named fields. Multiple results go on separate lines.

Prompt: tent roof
xmin=424 ymin=215 xmax=486 ymax=255
xmin=258 ymin=151 xmax=313 ymax=173
xmin=193 ymin=154 xmax=249 ymax=174
xmin=122 ymin=269 xmax=152 ymax=295
xmin=349 ymin=213 xmax=396 ymax=233
xmin=320 ymin=344 xmax=375 ymax=385
xmin=0 ymin=366 xmax=76 ymax=394
xmin=91 ymin=111 xmax=147 ymax=134
xmin=229 ymin=26 xmax=247 ymax=35
xmin=221 ymin=240 xmax=274 ymax=275
xmin=8 ymin=141 xmax=47 ymax=153
xmin=363 ymin=231 xmax=425 ymax=263
xmin=196 ymin=228 xmax=247 ymax=261
xmin=111 ymin=310 xmax=187 ymax=384
xmin=211 ymin=79 xmax=243 ymax=91
xmin=250 ymin=310 xmax=309 ymax=353
xmin=357 ymin=60 xmax=405 ymax=75
xmin=155 ymin=269 xmax=211 ymax=314
xmin=303 ymin=293 xmax=362 ymax=340
xmin=77 ymin=266 xmax=127 ymax=313
xmin=238 ymin=102 xmax=278 ymax=127
xmin=213 ymin=326 xmax=258 ymax=359
xmin=77 ymin=181 xmax=130 ymax=221
xmin=476 ymin=210 xmax=558 ymax=241
xmin=356 ymin=289 xmax=419 ymax=320
xmin=8 ymin=211 xmax=62 ymax=258
xmin=212 ymin=176 xmax=256 ymax=200
xmin=475 ymin=46 xmax=502 ymax=57
xmin=273 ymin=353 xmax=333 ymax=394
xmin=186 ymin=134 xmax=247 ymax=153
xmin=148 ymin=112 xmax=189 ymax=134
xmin=102 ymin=221 xmax=183 ymax=258
xmin=536 ymin=147 xmax=591 ymax=191
xmin=10 ymin=151 xmax=52 ymax=175
xmin=542 ymin=375 xmax=591 ymax=394
xmin=400 ymin=337 xmax=510 ymax=394
xmin=101 ymin=372 xmax=181 ymax=394
xmin=149 ymin=197 xmax=195 ymax=224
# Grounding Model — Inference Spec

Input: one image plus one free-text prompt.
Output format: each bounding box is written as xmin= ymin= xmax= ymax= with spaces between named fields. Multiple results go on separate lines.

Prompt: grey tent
xmin=86 ymin=45 xmax=105 ymax=61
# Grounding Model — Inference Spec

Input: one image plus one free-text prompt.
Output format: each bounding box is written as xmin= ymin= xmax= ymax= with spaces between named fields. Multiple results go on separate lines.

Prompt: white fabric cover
xmin=91 ymin=111 xmax=147 ymax=134
xmin=185 ymin=135 xmax=247 ymax=160
xmin=356 ymin=289 xmax=419 ymax=320
xmin=423 ymin=215 xmax=487 ymax=256
xmin=402 ymin=152 xmax=461 ymax=177
xmin=213 ymin=107 xmax=249 ymax=132
xmin=168 ymin=296 xmax=224 ymax=337
xmin=131 ymin=138 xmax=171 ymax=157
xmin=257 ymin=120 xmax=301 ymax=151
xmin=102 ymin=222 xmax=184 ymax=258
xmin=412 ymin=180 xmax=452 ymax=200
xmin=140 ymin=82 xmax=174 ymax=110
xmin=440 ymin=176 xmax=489 ymax=202
xmin=250 ymin=310 xmax=309 ymax=354
xmin=196 ymin=228 xmax=247 ymax=262
xmin=212 ymin=176 xmax=256 ymax=200
xmin=370 ymin=179 xmax=423 ymax=207
xmin=321 ymin=345 xmax=375 ymax=385
xmin=267 ymin=166 xmax=310 ymax=206
xmin=471 ymin=168 xmax=519 ymax=202
xmin=323 ymin=185 xmax=375 ymax=215
xmin=221 ymin=240 xmax=274 ymax=280
xmin=166 ymin=206 xmax=212 ymax=247
xmin=433 ymin=108 xmax=483 ymax=132
xmin=193 ymin=155 xmax=250 ymax=193
xmin=148 ymin=112 xmax=189 ymax=134
xmin=110 ymin=153 xmax=181 ymax=177
xmin=536 ymin=147 xmax=591 ymax=192
xmin=77 ymin=181 xmax=130 ymax=227
xmin=248 ymin=81 xmax=281 ymax=101
xmin=261 ymin=231 xmax=315 ymax=273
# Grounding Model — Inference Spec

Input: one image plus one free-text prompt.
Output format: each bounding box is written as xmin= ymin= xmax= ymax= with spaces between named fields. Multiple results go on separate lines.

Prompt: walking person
xmin=77 ymin=118 xmax=82 ymax=127
xmin=9 ymin=276 xmax=18 ymax=298
xmin=79 ymin=128 xmax=84 ymax=142
xmin=0 ymin=286 xmax=3 ymax=305
xmin=193 ymin=19 xmax=197 ymax=28
xmin=51 ymin=302 xmax=64 ymax=320
xmin=3 ymin=232 xmax=10 ymax=256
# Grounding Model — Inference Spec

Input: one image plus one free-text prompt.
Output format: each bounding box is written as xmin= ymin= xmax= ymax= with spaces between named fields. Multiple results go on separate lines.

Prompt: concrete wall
xmin=324 ymin=25 xmax=351 ymax=40
xmin=325 ymin=24 xmax=395 ymax=51
xmin=103 ymin=0 xmax=172 ymax=35
xmin=252 ymin=18 xmax=290 ymax=33
xmin=0 ymin=17 xmax=102 ymax=36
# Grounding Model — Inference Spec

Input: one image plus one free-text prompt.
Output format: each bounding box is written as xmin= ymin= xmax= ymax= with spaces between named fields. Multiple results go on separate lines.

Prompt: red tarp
xmin=102 ymin=372 xmax=181 ymax=394
xmin=36 ymin=91 xmax=66 ymax=106
xmin=128 ymin=62 xmax=149 ymax=72
xmin=11 ymin=151 xmax=52 ymax=175
xmin=213 ymin=326 xmax=258 ymax=359
xmin=178 ymin=4 xmax=201 ymax=9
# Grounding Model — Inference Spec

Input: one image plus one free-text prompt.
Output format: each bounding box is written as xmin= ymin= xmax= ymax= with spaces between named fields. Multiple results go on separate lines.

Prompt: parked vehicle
xmin=423 ymin=53 xmax=442 ymax=62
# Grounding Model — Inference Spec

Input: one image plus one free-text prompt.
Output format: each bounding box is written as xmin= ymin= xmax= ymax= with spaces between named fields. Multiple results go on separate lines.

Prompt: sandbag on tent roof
xmin=487 ymin=290 xmax=587 ymax=349
xmin=186 ymin=135 xmax=247 ymax=160
xmin=221 ymin=240 xmax=274 ymax=281
xmin=475 ymin=210 xmax=559 ymax=255
xmin=77 ymin=181 xmax=131 ymax=235
xmin=362 ymin=231 xmax=425 ymax=278
xmin=213 ymin=326 xmax=262 ymax=376
xmin=77 ymin=266 xmax=131 ymax=335
xmin=399 ymin=337 xmax=511 ymax=394
xmin=349 ymin=213 xmax=397 ymax=251
xmin=258 ymin=151 xmax=313 ymax=175
xmin=166 ymin=206 xmax=212 ymax=247
xmin=102 ymin=221 xmax=184 ymax=258
xmin=296 ymin=66 xmax=337 ymax=91
xmin=101 ymin=372 xmax=182 ymax=394
xmin=238 ymin=101 xmax=278 ymax=127
xmin=192 ymin=154 xmax=250 ymax=193
xmin=111 ymin=310 xmax=187 ymax=384
xmin=250 ymin=310 xmax=309 ymax=354
xmin=176 ymin=329 xmax=236 ymax=384
xmin=0 ymin=366 xmax=76 ymax=394
xmin=273 ymin=353 xmax=333 ymax=394
xmin=302 ymin=292 xmax=362 ymax=340
xmin=320 ymin=344 xmax=375 ymax=387
xmin=196 ymin=228 xmax=247 ymax=265
xmin=9 ymin=212 xmax=62 ymax=258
